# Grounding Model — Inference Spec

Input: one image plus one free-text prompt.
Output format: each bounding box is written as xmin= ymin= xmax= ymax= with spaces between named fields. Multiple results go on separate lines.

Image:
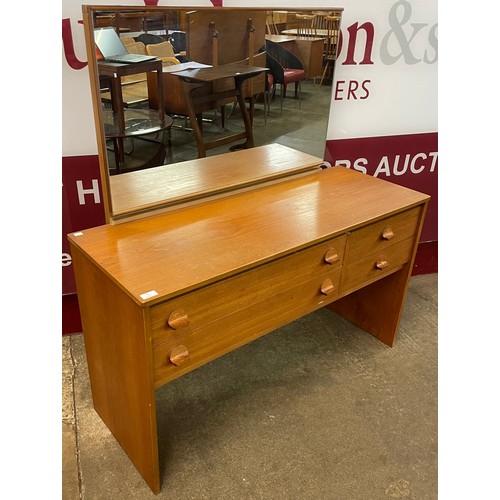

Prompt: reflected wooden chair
xmin=134 ymin=33 xmax=165 ymax=46
xmin=320 ymin=15 xmax=341 ymax=86
xmin=145 ymin=41 xmax=180 ymax=66
xmin=168 ymin=31 xmax=188 ymax=61
xmin=123 ymin=42 xmax=149 ymax=87
xmin=266 ymin=11 xmax=279 ymax=35
xmin=126 ymin=41 xmax=147 ymax=55
xmin=264 ymin=39 xmax=306 ymax=114
xmin=311 ymin=11 xmax=328 ymax=31
xmin=135 ymin=33 xmax=185 ymax=64
xmin=295 ymin=14 xmax=316 ymax=37
xmin=121 ymin=36 xmax=136 ymax=48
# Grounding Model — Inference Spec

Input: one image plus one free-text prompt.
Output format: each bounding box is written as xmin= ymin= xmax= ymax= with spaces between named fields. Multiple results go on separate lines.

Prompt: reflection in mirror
xmin=82 ymin=6 xmax=342 ymax=222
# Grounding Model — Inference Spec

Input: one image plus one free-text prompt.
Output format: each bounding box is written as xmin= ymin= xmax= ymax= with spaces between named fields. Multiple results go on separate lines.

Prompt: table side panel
xmin=69 ymin=244 xmax=160 ymax=494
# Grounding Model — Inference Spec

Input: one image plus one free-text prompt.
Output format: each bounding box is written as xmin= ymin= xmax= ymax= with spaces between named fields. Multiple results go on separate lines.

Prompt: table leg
xmin=180 ymin=81 xmax=208 ymax=157
xmin=110 ymin=75 xmax=126 ymax=171
xmin=111 ymin=138 xmax=124 ymax=174
xmin=229 ymin=76 xmax=255 ymax=151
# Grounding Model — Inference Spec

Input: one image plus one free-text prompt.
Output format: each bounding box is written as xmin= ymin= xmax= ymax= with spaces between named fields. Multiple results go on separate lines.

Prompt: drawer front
xmin=340 ymin=237 xmax=415 ymax=295
xmin=345 ymin=207 xmax=421 ymax=262
xmin=150 ymin=234 xmax=346 ymax=346
xmin=152 ymin=267 xmax=342 ymax=386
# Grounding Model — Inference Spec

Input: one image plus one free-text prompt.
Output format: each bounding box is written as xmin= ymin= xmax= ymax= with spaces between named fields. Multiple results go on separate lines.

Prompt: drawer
xmin=150 ymin=234 xmax=346 ymax=346
xmin=345 ymin=207 xmax=421 ymax=262
xmin=152 ymin=267 xmax=342 ymax=386
xmin=340 ymin=237 xmax=415 ymax=295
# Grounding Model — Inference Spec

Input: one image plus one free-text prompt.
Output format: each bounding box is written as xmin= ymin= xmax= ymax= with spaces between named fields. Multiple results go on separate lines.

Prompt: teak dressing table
xmin=68 ymin=145 xmax=429 ymax=494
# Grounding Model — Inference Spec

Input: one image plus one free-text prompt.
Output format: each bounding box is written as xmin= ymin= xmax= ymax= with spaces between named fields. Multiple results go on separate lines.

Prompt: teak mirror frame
xmin=81 ymin=5 xmax=343 ymax=223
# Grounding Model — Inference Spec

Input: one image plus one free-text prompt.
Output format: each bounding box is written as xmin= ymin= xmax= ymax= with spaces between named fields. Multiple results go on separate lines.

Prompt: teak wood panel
xmin=150 ymin=233 xmax=346 ymax=346
xmin=340 ymin=236 xmax=415 ymax=295
xmin=152 ymin=267 xmax=343 ymax=387
xmin=292 ymin=37 xmax=325 ymax=78
xmin=69 ymin=245 xmax=160 ymax=494
xmin=109 ymin=144 xmax=325 ymax=217
xmin=344 ymin=207 xmax=421 ymax=262
xmin=186 ymin=10 xmax=266 ymax=66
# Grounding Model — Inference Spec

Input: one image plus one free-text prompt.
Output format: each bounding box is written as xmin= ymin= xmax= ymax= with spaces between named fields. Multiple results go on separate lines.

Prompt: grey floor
xmin=105 ymin=78 xmax=333 ymax=173
xmin=62 ymin=273 xmax=437 ymax=500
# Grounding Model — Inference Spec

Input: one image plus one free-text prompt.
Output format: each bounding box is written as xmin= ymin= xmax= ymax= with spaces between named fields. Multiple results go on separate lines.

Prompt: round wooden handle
xmin=167 ymin=309 xmax=190 ymax=329
xmin=324 ymin=247 xmax=340 ymax=264
xmin=381 ymin=227 xmax=395 ymax=240
xmin=169 ymin=345 xmax=190 ymax=366
xmin=320 ymin=278 xmax=335 ymax=295
xmin=375 ymin=258 xmax=389 ymax=270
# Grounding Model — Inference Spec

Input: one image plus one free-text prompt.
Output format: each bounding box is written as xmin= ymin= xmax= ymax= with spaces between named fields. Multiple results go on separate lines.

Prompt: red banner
xmin=325 ymin=132 xmax=437 ymax=242
xmin=62 ymin=155 xmax=106 ymax=295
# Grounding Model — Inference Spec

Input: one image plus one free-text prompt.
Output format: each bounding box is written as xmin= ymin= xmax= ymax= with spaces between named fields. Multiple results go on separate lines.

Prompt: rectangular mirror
xmin=82 ymin=5 xmax=343 ymax=223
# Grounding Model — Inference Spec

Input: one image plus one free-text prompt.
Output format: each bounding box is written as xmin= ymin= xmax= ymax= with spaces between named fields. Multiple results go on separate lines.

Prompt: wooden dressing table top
xmin=69 ymin=166 xmax=428 ymax=306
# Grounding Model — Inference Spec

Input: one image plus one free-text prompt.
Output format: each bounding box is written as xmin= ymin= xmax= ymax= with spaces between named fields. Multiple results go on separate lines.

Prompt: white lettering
xmin=353 ymin=158 xmax=368 ymax=174
xmin=76 ymin=179 xmax=101 ymax=205
xmin=374 ymin=156 xmax=392 ymax=177
xmin=410 ymin=152 xmax=427 ymax=174
xmin=393 ymin=154 xmax=411 ymax=175
xmin=335 ymin=152 xmax=438 ymax=177
xmin=334 ymin=160 xmax=351 ymax=168
xmin=429 ymin=151 xmax=438 ymax=172
xmin=62 ymin=253 xmax=72 ymax=267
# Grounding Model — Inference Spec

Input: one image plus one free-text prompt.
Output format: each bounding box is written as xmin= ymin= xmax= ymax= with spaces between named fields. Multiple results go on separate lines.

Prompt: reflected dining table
xmin=148 ymin=62 xmax=268 ymax=158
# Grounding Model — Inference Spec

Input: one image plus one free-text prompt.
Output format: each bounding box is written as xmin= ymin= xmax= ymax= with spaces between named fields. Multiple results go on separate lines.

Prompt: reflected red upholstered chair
xmin=264 ymin=39 xmax=306 ymax=115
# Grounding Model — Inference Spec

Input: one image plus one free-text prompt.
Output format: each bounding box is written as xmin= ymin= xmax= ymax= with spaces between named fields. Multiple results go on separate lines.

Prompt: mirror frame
xmin=82 ymin=5 xmax=342 ymax=223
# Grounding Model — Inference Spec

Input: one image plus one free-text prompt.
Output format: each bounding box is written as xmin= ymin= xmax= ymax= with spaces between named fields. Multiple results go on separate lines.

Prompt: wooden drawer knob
xmin=167 ymin=309 xmax=190 ymax=329
xmin=375 ymin=258 xmax=389 ymax=270
xmin=320 ymin=278 xmax=335 ymax=295
xmin=324 ymin=247 xmax=340 ymax=264
xmin=169 ymin=345 xmax=190 ymax=366
xmin=381 ymin=227 xmax=395 ymax=240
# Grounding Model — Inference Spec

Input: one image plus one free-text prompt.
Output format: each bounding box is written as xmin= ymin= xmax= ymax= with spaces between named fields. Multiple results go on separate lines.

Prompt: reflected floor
xmin=105 ymin=78 xmax=333 ymax=174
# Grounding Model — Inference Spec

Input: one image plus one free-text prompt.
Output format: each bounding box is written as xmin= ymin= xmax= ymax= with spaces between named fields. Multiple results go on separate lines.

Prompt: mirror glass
xmin=82 ymin=6 xmax=342 ymax=222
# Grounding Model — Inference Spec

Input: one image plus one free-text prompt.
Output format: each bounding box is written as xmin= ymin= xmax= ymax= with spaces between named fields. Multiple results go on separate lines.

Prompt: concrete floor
xmin=62 ymin=273 xmax=437 ymax=499
xmin=105 ymin=78 xmax=333 ymax=173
